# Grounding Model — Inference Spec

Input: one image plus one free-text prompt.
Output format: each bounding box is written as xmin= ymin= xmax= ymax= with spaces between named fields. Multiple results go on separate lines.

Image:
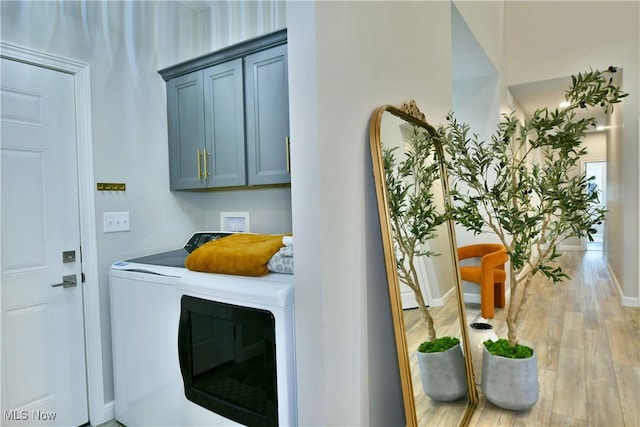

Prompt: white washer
xmin=177 ymin=270 xmax=297 ymax=427
xmin=110 ymin=264 xmax=182 ymax=427
xmin=109 ymin=232 xmax=231 ymax=427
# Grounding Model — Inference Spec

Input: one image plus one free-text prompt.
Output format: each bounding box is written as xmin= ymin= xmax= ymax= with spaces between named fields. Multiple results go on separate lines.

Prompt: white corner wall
xmin=451 ymin=2 xmax=503 ymax=254
xmin=453 ymin=0 xmax=505 ymax=81
xmin=287 ymin=1 xmax=453 ymax=424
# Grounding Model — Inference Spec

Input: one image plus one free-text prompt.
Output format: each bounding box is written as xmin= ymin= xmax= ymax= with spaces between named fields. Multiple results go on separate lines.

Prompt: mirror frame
xmin=369 ymin=103 xmax=478 ymax=426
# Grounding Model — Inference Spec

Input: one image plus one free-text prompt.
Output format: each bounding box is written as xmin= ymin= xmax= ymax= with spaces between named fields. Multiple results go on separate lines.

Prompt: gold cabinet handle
xmin=197 ymin=149 xmax=202 ymax=179
xmin=204 ymin=149 xmax=211 ymax=177
xmin=197 ymin=149 xmax=203 ymax=179
xmin=285 ymin=137 xmax=291 ymax=173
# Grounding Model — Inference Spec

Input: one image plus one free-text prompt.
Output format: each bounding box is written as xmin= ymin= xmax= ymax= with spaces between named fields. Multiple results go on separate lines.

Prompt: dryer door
xmin=178 ymin=295 xmax=278 ymax=427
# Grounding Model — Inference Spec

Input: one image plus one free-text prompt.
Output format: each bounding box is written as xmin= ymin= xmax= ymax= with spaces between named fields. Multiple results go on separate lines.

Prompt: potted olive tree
xmin=383 ymin=122 xmax=467 ymax=401
xmin=441 ymin=68 xmax=627 ymax=409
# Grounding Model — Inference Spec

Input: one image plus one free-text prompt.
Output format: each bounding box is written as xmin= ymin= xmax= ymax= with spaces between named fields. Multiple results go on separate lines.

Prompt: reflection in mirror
xmin=370 ymin=103 xmax=478 ymax=426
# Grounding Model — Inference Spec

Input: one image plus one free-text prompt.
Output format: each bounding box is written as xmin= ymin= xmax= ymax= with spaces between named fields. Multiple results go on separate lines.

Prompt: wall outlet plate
xmin=220 ymin=211 xmax=250 ymax=232
xmin=104 ymin=212 xmax=130 ymax=233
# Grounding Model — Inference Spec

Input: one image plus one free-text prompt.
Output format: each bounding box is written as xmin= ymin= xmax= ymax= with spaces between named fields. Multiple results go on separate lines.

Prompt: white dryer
xmin=177 ymin=269 xmax=297 ymax=426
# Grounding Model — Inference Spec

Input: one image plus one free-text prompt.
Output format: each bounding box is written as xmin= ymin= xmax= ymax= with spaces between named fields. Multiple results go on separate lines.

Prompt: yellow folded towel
xmin=185 ymin=233 xmax=285 ymax=276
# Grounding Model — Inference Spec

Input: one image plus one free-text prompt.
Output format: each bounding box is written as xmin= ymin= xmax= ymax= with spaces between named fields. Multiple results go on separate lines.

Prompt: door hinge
xmin=81 ymin=272 xmax=86 ymax=283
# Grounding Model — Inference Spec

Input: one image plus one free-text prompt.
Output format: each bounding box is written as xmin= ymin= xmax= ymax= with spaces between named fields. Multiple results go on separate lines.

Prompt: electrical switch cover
xmin=103 ymin=212 xmax=130 ymax=233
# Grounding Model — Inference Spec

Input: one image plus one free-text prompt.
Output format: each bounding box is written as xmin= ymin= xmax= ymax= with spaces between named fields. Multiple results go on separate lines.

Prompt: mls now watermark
xmin=4 ymin=409 xmax=57 ymax=421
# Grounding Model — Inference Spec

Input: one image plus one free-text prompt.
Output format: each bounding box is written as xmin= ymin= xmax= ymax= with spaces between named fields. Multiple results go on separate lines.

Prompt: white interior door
xmin=1 ymin=58 xmax=88 ymax=426
xmin=400 ymin=251 xmax=434 ymax=309
xmin=584 ymin=160 xmax=607 ymax=251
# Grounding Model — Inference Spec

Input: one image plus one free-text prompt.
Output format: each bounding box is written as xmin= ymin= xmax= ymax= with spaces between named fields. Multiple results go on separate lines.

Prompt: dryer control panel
xmin=183 ymin=231 xmax=233 ymax=253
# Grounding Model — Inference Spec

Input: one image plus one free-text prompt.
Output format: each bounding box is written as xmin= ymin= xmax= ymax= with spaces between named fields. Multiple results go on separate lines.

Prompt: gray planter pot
xmin=481 ymin=346 xmax=539 ymax=410
xmin=469 ymin=322 xmax=498 ymax=385
xmin=416 ymin=343 xmax=468 ymax=401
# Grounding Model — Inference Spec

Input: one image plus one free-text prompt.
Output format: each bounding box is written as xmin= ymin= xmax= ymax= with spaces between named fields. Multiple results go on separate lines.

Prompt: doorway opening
xmin=585 ymin=161 xmax=606 ymax=251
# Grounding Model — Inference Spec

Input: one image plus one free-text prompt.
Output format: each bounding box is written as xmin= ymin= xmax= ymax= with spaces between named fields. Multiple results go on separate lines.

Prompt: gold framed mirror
xmin=369 ymin=102 xmax=478 ymax=426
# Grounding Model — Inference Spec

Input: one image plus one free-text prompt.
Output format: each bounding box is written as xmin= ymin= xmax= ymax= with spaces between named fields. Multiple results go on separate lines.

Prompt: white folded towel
xmin=279 ymin=246 xmax=293 ymax=257
xmin=268 ymin=249 xmax=294 ymax=274
xmin=282 ymin=236 xmax=293 ymax=247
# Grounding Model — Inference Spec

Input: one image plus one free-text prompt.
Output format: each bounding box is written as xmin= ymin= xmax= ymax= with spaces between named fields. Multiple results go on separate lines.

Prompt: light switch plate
xmin=104 ymin=212 xmax=130 ymax=233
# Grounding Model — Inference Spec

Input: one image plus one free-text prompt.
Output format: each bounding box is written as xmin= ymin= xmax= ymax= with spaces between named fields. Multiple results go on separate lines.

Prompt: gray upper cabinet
xmin=159 ymin=29 xmax=289 ymax=191
xmin=204 ymin=59 xmax=246 ymax=188
xmin=245 ymin=44 xmax=290 ymax=186
xmin=166 ymin=70 xmax=206 ymax=190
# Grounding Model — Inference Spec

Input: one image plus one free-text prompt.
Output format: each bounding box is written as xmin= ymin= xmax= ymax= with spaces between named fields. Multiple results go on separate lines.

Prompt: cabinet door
xmin=203 ymin=59 xmax=246 ymax=187
xmin=167 ymin=71 xmax=206 ymax=190
xmin=244 ymin=44 xmax=291 ymax=186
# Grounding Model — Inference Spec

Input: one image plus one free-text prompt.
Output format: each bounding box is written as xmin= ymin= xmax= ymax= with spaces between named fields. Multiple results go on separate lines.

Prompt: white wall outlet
xmin=220 ymin=211 xmax=250 ymax=232
xmin=103 ymin=212 xmax=130 ymax=233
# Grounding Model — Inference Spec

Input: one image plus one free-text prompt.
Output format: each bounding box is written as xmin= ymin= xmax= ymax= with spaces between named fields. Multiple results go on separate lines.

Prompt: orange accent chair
xmin=458 ymin=244 xmax=508 ymax=319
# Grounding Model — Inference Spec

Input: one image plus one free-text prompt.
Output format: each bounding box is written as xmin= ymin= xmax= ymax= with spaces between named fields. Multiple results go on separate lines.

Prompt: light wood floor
xmin=404 ymin=249 xmax=640 ymax=427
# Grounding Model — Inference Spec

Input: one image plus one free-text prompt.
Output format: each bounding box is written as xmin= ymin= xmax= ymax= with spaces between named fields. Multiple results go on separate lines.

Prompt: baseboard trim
xmin=463 ymin=293 xmax=481 ymax=305
xmin=621 ymin=296 xmax=640 ymax=307
xmin=401 ymin=287 xmax=452 ymax=309
xmin=100 ymin=401 xmax=115 ymax=426
xmin=558 ymin=244 xmax=583 ymax=251
xmin=604 ymin=258 xmax=639 ymax=307
xmin=430 ymin=286 xmax=454 ymax=308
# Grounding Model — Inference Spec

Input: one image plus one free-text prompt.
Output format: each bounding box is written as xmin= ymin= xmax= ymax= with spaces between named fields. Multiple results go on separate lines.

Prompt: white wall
xmin=451 ymin=1 xmax=502 ymax=252
xmin=287 ymin=1 xmax=453 ymax=424
xmin=453 ymin=0 xmax=509 ymax=114
xmin=452 ymin=3 xmax=501 ymax=137
xmin=453 ymin=0 xmax=505 ymax=79
xmin=0 ymin=0 xmax=292 ymax=406
xmin=205 ymin=0 xmax=286 ymax=50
